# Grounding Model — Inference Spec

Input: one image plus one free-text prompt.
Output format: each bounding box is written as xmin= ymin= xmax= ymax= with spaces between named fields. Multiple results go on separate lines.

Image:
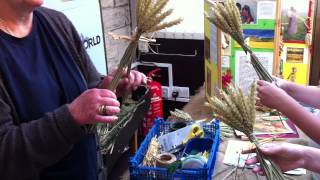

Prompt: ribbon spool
xmin=155 ymin=153 xmax=177 ymax=168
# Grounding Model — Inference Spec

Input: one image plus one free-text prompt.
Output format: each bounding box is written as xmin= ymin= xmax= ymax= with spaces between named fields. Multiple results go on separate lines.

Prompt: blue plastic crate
xmin=130 ymin=118 xmax=220 ymax=180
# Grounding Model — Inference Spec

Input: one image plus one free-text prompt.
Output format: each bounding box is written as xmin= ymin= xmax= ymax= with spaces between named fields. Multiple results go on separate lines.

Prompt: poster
xmin=286 ymin=47 xmax=304 ymax=63
xmin=43 ymin=0 xmax=107 ymax=74
xmin=282 ymin=43 xmax=309 ymax=64
xmin=236 ymin=0 xmax=258 ymax=24
xmin=235 ymin=51 xmax=273 ymax=94
xmin=254 ymin=119 xmax=294 ymax=135
xmin=257 ymin=1 xmax=276 ymax=20
xmin=281 ymin=43 xmax=309 ymax=85
xmin=235 ymin=29 xmax=275 ymax=49
xmin=281 ymin=0 xmax=309 ymax=42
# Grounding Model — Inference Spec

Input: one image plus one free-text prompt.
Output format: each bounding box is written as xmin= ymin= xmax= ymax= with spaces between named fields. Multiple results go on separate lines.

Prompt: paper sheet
xmin=257 ymin=1 xmax=276 ymax=19
xmin=223 ymin=140 xmax=255 ymax=167
xmin=235 ymin=51 xmax=273 ymax=94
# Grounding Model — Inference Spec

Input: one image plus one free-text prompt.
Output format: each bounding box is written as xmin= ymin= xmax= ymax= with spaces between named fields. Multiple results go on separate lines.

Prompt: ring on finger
xmin=98 ymin=104 xmax=108 ymax=115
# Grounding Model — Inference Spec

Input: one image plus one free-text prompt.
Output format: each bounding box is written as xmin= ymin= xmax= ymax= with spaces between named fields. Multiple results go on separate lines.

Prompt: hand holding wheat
xmin=94 ymin=0 xmax=182 ymax=154
xmin=206 ymin=82 xmax=286 ymax=180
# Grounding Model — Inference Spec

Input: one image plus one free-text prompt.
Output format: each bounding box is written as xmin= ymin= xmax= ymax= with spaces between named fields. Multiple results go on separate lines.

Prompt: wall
xmin=155 ymin=0 xmax=204 ymax=40
xmin=100 ymin=0 xmax=133 ymax=70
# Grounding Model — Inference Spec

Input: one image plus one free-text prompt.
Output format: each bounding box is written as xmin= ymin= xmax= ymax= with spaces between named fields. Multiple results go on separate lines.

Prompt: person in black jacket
xmin=0 ymin=0 xmax=146 ymax=179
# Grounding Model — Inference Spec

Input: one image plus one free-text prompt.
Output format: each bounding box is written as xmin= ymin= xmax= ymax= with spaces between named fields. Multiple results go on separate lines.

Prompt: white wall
xmin=155 ymin=0 xmax=204 ymax=40
xmin=43 ymin=0 xmax=108 ymax=74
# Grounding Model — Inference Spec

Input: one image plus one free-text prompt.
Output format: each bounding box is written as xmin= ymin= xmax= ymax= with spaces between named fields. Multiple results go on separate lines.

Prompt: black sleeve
xmin=0 ymin=96 xmax=85 ymax=179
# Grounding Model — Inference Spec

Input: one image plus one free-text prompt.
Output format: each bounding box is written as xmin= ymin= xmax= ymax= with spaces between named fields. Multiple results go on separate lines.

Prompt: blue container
xmin=129 ymin=118 xmax=220 ymax=180
xmin=183 ymin=138 xmax=213 ymax=157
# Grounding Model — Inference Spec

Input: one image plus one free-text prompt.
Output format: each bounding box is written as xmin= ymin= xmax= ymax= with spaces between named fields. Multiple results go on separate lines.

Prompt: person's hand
xmin=257 ymin=80 xmax=289 ymax=109
xmin=100 ymin=70 xmax=147 ymax=97
xmin=243 ymin=143 xmax=306 ymax=173
xmin=68 ymin=89 xmax=120 ymax=125
xmin=273 ymin=76 xmax=288 ymax=91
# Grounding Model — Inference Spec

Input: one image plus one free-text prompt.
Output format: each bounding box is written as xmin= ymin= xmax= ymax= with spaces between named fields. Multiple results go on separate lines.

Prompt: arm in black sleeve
xmin=0 ymin=98 xmax=85 ymax=179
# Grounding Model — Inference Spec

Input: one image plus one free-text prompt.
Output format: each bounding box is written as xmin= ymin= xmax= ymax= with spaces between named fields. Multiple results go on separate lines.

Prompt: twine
xmin=108 ymin=32 xmax=156 ymax=44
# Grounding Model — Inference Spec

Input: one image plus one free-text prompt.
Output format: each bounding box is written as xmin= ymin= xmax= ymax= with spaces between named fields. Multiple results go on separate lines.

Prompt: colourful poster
xmin=281 ymin=0 xmax=310 ymax=43
xmin=282 ymin=43 xmax=309 ymax=64
xmin=286 ymin=47 xmax=304 ymax=63
xmin=236 ymin=0 xmax=258 ymax=24
xmin=234 ymin=29 xmax=275 ymax=49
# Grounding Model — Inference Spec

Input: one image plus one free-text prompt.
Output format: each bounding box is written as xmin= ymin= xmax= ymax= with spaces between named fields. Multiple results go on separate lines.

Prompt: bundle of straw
xmin=142 ymin=136 xmax=160 ymax=167
xmin=98 ymin=99 xmax=145 ymax=154
xmin=206 ymin=82 xmax=285 ymax=180
xmin=92 ymin=0 xmax=182 ymax=153
xmin=205 ymin=0 xmax=273 ymax=82
xmin=169 ymin=109 xmax=193 ymax=122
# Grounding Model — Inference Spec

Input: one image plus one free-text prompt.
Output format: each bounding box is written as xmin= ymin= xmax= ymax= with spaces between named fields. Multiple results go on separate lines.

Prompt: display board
xmin=43 ymin=0 xmax=108 ymax=75
xmin=204 ymin=0 xmax=315 ymax=98
xmin=204 ymin=0 xmax=279 ymax=99
xmin=230 ymin=0 xmax=277 ymax=93
xmin=279 ymin=0 xmax=314 ymax=85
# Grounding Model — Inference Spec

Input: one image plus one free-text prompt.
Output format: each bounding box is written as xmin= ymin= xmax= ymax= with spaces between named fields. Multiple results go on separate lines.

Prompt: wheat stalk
xmin=169 ymin=109 xmax=193 ymax=121
xmin=93 ymin=0 xmax=182 ymax=154
xmin=205 ymin=0 xmax=273 ymax=83
xmin=207 ymin=82 xmax=285 ymax=180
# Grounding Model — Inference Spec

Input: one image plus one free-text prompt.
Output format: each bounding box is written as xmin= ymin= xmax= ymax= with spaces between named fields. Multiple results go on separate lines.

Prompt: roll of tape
xmin=155 ymin=153 xmax=177 ymax=168
xmin=181 ymin=155 xmax=207 ymax=169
